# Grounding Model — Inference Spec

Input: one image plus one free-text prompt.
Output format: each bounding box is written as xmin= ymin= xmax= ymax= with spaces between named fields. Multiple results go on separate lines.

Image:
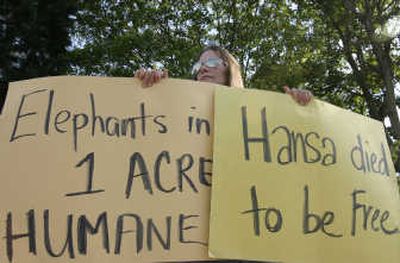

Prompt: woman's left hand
xmin=283 ymin=86 xmax=313 ymax=106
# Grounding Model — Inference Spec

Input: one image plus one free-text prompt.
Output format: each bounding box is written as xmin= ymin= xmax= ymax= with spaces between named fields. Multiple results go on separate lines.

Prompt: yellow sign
xmin=0 ymin=76 xmax=216 ymax=263
xmin=209 ymin=87 xmax=400 ymax=263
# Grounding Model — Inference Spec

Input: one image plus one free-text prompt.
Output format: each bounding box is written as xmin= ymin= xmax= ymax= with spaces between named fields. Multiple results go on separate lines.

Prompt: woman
xmin=136 ymin=46 xmax=310 ymax=262
xmin=135 ymin=45 xmax=313 ymax=105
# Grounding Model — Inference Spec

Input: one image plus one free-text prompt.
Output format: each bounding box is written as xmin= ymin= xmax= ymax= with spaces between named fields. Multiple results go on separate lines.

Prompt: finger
xmin=138 ymin=68 xmax=146 ymax=80
xmin=162 ymin=69 xmax=169 ymax=79
xmin=299 ymin=91 xmax=309 ymax=105
xmin=155 ymin=70 xmax=162 ymax=83
xmin=151 ymin=70 xmax=158 ymax=85
xmin=148 ymin=70 xmax=159 ymax=87
xmin=306 ymin=92 xmax=312 ymax=103
xmin=296 ymin=91 xmax=306 ymax=105
xmin=301 ymin=91 xmax=313 ymax=105
xmin=299 ymin=91 xmax=307 ymax=105
xmin=291 ymin=88 xmax=300 ymax=101
xmin=149 ymin=70 xmax=157 ymax=87
xmin=142 ymin=71 xmax=148 ymax=87
xmin=306 ymin=91 xmax=313 ymax=102
xmin=143 ymin=70 xmax=152 ymax=87
xmin=283 ymin=85 xmax=291 ymax=94
xmin=153 ymin=71 xmax=159 ymax=84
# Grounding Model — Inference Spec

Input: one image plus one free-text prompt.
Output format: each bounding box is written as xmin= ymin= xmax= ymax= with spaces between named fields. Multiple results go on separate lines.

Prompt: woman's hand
xmin=283 ymin=86 xmax=313 ymax=106
xmin=134 ymin=68 xmax=168 ymax=88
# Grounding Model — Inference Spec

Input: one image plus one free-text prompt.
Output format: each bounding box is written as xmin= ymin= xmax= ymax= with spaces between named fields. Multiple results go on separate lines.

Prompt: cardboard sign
xmin=209 ymin=87 xmax=400 ymax=263
xmin=0 ymin=76 xmax=216 ymax=262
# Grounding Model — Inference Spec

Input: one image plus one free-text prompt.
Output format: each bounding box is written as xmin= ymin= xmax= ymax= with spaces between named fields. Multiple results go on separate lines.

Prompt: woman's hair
xmin=194 ymin=46 xmax=244 ymax=88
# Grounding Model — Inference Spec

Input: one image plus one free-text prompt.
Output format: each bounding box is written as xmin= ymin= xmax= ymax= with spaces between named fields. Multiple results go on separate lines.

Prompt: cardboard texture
xmin=209 ymin=87 xmax=400 ymax=263
xmin=0 ymin=76 xmax=216 ymax=262
xmin=1 ymin=77 xmax=399 ymax=263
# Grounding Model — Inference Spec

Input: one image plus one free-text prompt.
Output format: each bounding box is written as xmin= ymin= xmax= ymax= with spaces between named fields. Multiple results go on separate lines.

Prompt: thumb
xmin=283 ymin=85 xmax=291 ymax=94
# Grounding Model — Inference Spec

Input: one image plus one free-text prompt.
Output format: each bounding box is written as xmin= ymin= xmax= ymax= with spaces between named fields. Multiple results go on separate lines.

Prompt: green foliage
xmin=69 ymin=0 xmax=210 ymax=78
xmin=0 ymin=0 xmax=77 ymax=82
xmin=67 ymin=0 xmax=399 ymax=174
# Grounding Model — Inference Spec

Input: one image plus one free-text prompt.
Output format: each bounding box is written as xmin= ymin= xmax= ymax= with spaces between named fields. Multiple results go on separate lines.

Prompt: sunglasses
xmin=191 ymin=57 xmax=226 ymax=76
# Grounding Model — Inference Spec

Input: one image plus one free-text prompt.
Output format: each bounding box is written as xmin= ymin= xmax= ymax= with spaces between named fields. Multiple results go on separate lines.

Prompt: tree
xmin=299 ymin=0 xmax=400 ymax=171
xmin=68 ymin=0 xmax=399 ymax=173
xmin=69 ymin=0 xmax=211 ymax=78
xmin=0 ymin=0 xmax=77 ymax=82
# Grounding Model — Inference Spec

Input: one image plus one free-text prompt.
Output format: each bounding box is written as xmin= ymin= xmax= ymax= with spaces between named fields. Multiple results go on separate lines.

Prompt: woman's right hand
xmin=134 ymin=68 xmax=168 ymax=88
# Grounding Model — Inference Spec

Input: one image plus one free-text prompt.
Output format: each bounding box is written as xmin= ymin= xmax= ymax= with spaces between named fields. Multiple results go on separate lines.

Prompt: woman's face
xmin=196 ymin=50 xmax=229 ymax=86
